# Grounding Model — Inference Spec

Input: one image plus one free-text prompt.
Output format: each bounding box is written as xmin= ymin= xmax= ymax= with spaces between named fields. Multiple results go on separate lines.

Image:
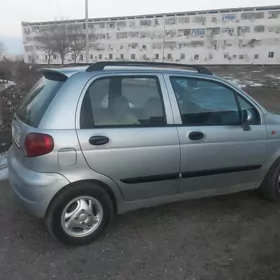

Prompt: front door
xmin=76 ymin=73 xmax=180 ymax=201
xmin=165 ymin=75 xmax=267 ymax=193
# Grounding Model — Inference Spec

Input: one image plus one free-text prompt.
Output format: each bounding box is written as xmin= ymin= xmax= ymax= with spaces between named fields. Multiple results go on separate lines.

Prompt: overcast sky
xmin=1 ymin=0 xmax=280 ymax=37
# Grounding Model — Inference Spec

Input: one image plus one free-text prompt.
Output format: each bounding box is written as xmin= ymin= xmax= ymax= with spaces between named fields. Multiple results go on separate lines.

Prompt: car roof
xmin=40 ymin=65 xmax=216 ymax=80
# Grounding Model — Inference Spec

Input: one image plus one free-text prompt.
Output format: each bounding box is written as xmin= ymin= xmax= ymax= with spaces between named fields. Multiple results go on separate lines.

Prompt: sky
xmin=0 ymin=0 xmax=280 ymax=53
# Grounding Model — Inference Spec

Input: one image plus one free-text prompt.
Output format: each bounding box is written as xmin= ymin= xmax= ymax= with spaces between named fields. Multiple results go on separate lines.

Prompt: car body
xmin=7 ymin=61 xmax=280 ymax=245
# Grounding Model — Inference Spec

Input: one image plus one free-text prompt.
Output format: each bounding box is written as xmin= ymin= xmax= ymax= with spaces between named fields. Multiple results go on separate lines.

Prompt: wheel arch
xmin=46 ymin=179 xmax=119 ymax=217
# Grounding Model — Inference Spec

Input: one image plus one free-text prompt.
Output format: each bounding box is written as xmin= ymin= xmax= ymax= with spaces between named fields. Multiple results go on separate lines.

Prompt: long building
xmin=22 ymin=5 xmax=280 ymax=65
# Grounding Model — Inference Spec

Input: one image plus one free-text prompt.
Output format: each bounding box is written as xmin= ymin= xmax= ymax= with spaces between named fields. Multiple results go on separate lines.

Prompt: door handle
xmin=188 ymin=131 xmax=204 ymax=141
xmin=89 ymin=136 xmax=109 ymax=146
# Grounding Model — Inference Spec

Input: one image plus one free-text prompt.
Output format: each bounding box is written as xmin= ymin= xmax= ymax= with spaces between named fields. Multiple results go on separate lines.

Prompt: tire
xmin=259 ymin=158 xmax=280 ymax=202
xmin=45 ymin=182 xmax=114 ymax=246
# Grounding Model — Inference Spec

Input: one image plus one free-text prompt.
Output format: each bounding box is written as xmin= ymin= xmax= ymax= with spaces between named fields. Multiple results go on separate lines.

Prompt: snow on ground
xmin=221 ymin=76 xmax=263 ymax=88
xmin=0 ymin=81 xmax=15 ymax=92
xmin=0 ymin=153 xmax=8 ymax=181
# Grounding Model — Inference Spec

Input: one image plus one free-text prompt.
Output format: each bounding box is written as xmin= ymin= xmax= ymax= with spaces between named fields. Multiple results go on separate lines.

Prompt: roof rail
xmin=86 ymin=61 xmax=213 ymax=75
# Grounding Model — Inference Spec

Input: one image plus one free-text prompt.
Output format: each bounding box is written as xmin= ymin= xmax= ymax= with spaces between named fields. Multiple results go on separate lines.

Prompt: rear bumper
xmin=7 ymin=147 xmax=70 ymax=218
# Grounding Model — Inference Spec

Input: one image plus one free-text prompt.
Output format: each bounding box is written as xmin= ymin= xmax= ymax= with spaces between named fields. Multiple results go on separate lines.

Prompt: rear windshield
xmin=17 ymin=75 xmax=65 ymax=127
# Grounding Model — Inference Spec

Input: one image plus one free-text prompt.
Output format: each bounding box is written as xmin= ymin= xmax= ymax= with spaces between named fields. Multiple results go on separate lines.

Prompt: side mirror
xmin=241 ymin=109 xmax=253 ymax=131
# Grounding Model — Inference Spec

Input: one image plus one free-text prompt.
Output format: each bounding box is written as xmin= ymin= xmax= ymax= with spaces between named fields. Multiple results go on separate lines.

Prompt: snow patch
xmin=265 ymin=74 xmax=280 ymax=80
xmin=222 ymin=76 xmax=263 ymax=88
xmin=0 ymin=81 xmax=15 ymax=92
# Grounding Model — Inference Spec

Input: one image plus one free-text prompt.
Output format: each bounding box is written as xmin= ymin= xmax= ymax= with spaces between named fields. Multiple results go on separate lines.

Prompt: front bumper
xmin=7 ymin=148 xmax=70 ymax=218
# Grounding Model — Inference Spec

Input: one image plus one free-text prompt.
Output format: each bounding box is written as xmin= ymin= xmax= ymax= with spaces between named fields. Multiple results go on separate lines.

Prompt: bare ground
xmin=1 ymin=66 xmax=280 ymax=280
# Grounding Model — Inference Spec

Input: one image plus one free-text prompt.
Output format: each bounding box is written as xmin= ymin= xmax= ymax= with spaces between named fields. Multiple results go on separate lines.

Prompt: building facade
xmin=22 ymin=5 xmax=280 ymax=65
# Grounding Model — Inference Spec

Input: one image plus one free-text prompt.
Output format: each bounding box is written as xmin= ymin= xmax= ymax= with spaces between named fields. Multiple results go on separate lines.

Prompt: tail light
xmin=24 ymin=133 xmax=54 ymax=157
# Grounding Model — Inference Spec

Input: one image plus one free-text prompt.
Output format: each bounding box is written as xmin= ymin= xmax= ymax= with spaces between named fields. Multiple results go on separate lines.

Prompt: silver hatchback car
xmin=8 ymin=61 xmax=280 ymax=245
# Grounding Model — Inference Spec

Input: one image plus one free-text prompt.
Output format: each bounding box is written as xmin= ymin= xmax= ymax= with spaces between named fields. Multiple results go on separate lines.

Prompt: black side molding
xmin=121 ymin=173 xmax=179 ymax=184
xmin=120 ymin=165 xmax=262 ymax=184
xmin=182 ymin=165 xmax=262 ymax=178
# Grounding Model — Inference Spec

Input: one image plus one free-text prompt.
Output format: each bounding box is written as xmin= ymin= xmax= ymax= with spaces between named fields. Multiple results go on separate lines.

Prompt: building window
xmin=152 ymin=43 xmax=162 ymax=49
xmin=117 ymin=32 xmax=128 ymax=39
xmin=179 ymin=17 xmax=190 ymax=24
xmin=239 ymin=54 xmax=244 ymax=59
xmin=45 ymin=55 xmax=48 ymax=60
xmin=99 ymin=22 xmax=105 ymax=29
xmin=224 ymin=53 xmax=229 ymax=59
xmin=268 ymin=11 xmax=280 ymax=19
xmin=90 ymin=54 xmax=93 ymax=59
xmin=120 ymin=54 xmax=124 ymax=59
xmin=142 ymin=45 xmax=147 ymax=50
xmin=212 ymin=17 xmax=217 ymax=23
xmin=179 ymin=29 xmax=191 ymax=36
xmin=192 ymin=16 xmax=206 ymax=23
xmin=53 ymin=54 xmax=57 ymax=59
xmin=155 ymin=54 xmax=159 ymax=60
xmin=222 ymin=27 xmax=234 ymax=35
xmin=206 ymin=27 xmax=220 ymax=35
xmin=117 ymin=21 xmax=126 ymax=28
xmin=129 ymin=43 xmax=138 ymax=49
xmin=79 ymin=54 xmax=84 ymax=61
xmin=165 ymin=18 xmax=177 ymax=25
xmin=268 ymin=52 xmax=275 ymax=58
xmin=167 ymin=53 xmax=172 ymax=60
xmin=109 ymin=54 xmax=113 ymax=60
xmin=108 ymin=22 xmax=115 ymax=28
xmin=254 ymin=25 xmax=265 ymax=33
xmin=154 ymin=19 xmax=159 ymax=25
xmin=194 ymin=54 xmax=199 ymax=60
xmin=140 ymin=20 xmax=152 ymax=26
xmin=222 ymin=14 xmax=236 ymax=21
xmin=180 ymin=53 xmax=185 ymax=59
xmin=99 ymin=54 xmax=102 ymax=60
xmin=128 ymin=31 xmax=139 ymax=38
xmin=254 ymin=54 xmax=259 ymax=59
xmin=131 ymin=54 xmax=136 ymax=59
xmin=237 ymin=26 xmax=250 ymax=35
xmin=241 ymin=12 xmax=264 ymax=20
xmin=191 ymin=28 xmax=206 ymax=36
xmin=129 ymin=21 xmax=136 ymax=27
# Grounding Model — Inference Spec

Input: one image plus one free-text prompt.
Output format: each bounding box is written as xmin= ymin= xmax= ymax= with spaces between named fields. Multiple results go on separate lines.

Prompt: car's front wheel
xmin=259 ymin=159 xmax=280 ymax=202
xmin=45 ymin=183 xmax=114 ymax=246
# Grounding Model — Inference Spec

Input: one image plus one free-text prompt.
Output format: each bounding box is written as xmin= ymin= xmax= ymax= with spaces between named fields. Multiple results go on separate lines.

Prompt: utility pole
xmin=85 ymin=0 xmax=89 ymax=63
xmin=162 ymin=15 xmax=166 ymax=63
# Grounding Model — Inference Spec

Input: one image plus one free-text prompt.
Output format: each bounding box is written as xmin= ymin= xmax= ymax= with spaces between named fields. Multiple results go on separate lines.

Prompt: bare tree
xmin=34 ymin=26 xmax=56 ymax=64
xmin=69 ymin=24 xmax=99 ymax=63
xmin=52 ymin=23 xmax=72 ymax=65
xmin=68 ymin=24 xmax=86 ymax=63
xmin=0 ymin=41 xmax=5 ymax=60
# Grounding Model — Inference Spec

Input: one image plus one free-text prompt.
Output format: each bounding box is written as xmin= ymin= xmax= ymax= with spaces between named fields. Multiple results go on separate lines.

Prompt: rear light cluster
xmin=24 ymin=133 xmax=54 ymax=157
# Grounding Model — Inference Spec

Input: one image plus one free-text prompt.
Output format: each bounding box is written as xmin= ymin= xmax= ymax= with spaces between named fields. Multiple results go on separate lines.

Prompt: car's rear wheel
xmin=45 ymin=183 xmax=114 ymax=246
xmin=259 ymin=159 xmax=280 ymax=202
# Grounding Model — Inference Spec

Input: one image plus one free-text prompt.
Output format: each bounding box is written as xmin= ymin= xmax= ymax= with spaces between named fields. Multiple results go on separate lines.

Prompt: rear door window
xmin=17 ymin=75 xmax=65 ymax=127
xmin=80 ymin=76 xmax=166 ymax=128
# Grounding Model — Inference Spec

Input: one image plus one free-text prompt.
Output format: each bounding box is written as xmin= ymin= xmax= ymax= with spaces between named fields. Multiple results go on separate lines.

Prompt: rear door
xmin=76 ymin=73 xmax=180 ymax=201
xmin=165 ymin=74 xmax=267 ymax=193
